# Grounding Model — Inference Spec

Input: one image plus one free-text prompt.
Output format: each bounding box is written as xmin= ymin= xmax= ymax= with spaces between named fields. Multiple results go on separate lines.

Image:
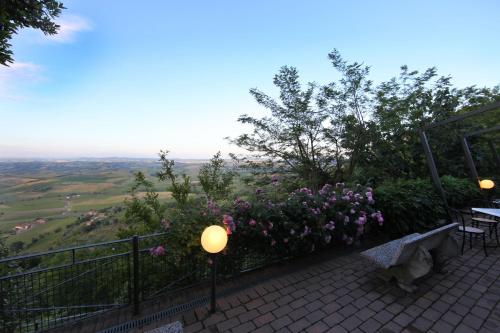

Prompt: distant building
xmin=33 ymin=218 xmax=47 ymax=225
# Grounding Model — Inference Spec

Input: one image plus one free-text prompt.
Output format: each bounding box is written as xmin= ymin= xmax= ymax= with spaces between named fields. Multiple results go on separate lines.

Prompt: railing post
xmin=132 ymin=235 xmax=140 ymax=315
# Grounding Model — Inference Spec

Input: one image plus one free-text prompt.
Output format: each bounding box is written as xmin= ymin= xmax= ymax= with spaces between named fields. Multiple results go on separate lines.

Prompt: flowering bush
xmin=221 ymin=183 xmax=383 ymax=259
xmin=149 ymin=182 xmax=383 ymax=276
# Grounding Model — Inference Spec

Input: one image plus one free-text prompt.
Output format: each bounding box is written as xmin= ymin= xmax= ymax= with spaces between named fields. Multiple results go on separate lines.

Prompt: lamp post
xmin=201 ymin=225 xmax=228 ymax=314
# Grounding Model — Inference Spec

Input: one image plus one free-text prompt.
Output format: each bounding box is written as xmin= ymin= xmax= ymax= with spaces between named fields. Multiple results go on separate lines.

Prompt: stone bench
xmin=360 ymin=223 xmax=459 ymax=292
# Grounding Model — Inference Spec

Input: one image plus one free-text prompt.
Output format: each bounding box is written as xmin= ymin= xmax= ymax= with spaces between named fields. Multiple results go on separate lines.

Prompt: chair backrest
xmin=450 ymin=208 xmax=466 ymax=228
xmin=391 ymin=223 xmax=458 ymax=266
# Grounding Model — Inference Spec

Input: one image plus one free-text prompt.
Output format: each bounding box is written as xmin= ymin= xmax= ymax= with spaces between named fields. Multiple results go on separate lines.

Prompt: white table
xmin=472 ymin=208 xmax=500 ymax=218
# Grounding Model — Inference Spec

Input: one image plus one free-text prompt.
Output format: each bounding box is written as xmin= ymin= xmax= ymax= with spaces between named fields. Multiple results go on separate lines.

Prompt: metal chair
xmin=451 ymin=208 xmax=487 ymax=256
xmin=469 ymin=199 xmax=499 ymax=246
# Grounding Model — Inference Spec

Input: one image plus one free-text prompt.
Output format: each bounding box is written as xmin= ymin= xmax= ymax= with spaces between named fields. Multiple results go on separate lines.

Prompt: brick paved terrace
xmin=129 ymin=237 xmax=500 ymax=333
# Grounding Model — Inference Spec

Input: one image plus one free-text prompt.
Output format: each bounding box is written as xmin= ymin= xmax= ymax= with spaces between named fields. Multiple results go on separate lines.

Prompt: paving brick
xmin=322 ymin=312 xmax=345 ymax=326
xmin=253 ymin=312 xmax=275 ymax=327
xmin=393 ymin=312 xmax=413 ymax=327
xmin=258 ymin=302 xmax=278 ymax=314
xmin=216 ymin=317 xmax=240 ymax=332
xmin=431 ymin=320 xmax=454 ymax=333
xmin=288 ymin=318 xmax=310 ymax=333
xmin=270 ymin=315 xmax=292 ymax=330
xmin=442 ymin=310 xmax=461 ymax=325
xmin=289 ymin=307 xmax=308 ymax=321
xmin=341 ymin=315 xmax=362 ymax=331
xmin=368 ymin=300 xmax=385 ymax=312
xmin=306 ymin=321 xmax=329 ymax=333
xmin=355 ymin=307 xmax=375 ymax=321
xmin=276 ymin=295 xmax=294 ymax=306
xmin=410 ymin=317 xmax=433 ymax=332
xmin=307 ymin=309 xmax=326 ymax=323
xmin=230 ymin=321 xmax=255 ymax=332
xmin=290 ymin=298 xmax=308 ymax=309
xmin=203 ymin=312 xmax=226 ymax=327
xmin=338 ymin=304 xmax=357 ymax=317
xmin=454 ymin=323 xmax=476 ymax=333
xmin=462 ymin=313 xmax=484 ymax=330
xmin=238 ymin=309 xmax=260 ymax=323
xmin=225 ymin=305 xmax=246 ymax=319
xmin=328 ymin=325 xmax=348 ymax=333
xmin=358 ymin=318 xmax=382 ymax=333
xmin=372 ymin=310 xmax=393 ymax=325
xmin=273 ymin=304 xmax=293 ymax=319
xmin=246 ymin=298 xmax=265 ymax=310
xmin=422 ymin=308 xmax=442 ymax=322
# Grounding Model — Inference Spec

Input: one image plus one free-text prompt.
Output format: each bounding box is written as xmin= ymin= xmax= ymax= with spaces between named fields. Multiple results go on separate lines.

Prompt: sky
xmin=0 ymin=0 xmax=499 ymax=159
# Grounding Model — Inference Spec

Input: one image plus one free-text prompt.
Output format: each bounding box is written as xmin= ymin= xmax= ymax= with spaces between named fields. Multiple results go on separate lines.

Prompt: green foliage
xmin=440 ymin=175 xmax=482 ymax=208
xmin=120 ymin=171 xmax=167 ymax=237
xmin=232 ymin=49 xmax=500 ymax=188
xmin=157 ymin=150 xmax=191 ymax=207
xmin=231 ymin=66 xmax=334 ymax=190
xmin=0 ymin=0 xmax=65 ymax=65
xmin=9 ymin=240 xmax=25 ymax=253
xmin=198 ymin=151 xmax=234 ymax=201
xmin=0 ymin=238 xmax=8 ymax=258
xmin=374 ymin=176 xmax=482 ymax=237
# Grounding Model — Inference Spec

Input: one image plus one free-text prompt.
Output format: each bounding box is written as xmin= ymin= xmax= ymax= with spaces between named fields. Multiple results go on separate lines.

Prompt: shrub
xmin=441 ymin=175 xmax=481 ymax=208
xmin=158 ymin=183 xmax=383 ymax=275
xmin=374 ymin=176 xmax=482 ymax=237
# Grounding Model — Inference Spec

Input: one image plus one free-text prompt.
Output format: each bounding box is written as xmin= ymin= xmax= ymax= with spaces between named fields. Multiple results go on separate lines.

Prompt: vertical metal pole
xmin=488 ymin=140 xmax=500 ymax=169
xmin=461 ymin=136 xmax=480 ymax=183
xmin=132 ymin=236 xmax=140 ymax=315
xmin=71 ymin=249 xmax=76 ymax=264
xmin=210 ymin=253 xmax=217 ymax=314
xmin=419 ymin=130 xmax=451 ymax=219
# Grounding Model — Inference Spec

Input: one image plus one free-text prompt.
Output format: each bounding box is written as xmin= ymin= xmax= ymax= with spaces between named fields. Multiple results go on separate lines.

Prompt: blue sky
xmin=0 ymin=0 xmax=499 ymax=159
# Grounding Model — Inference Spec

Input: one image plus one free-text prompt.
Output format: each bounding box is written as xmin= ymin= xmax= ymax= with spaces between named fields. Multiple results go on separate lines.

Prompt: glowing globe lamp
xmin=479 ymin=179 xmax=495 ymax=190
xmin=201 ymin=225 xmax=228 ymax=253
xmin=201 ymin=225 xmax=228 ymax=314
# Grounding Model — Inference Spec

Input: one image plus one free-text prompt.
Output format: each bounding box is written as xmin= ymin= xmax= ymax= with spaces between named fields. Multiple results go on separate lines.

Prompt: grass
xmin=0 ymin=161 xmax=188 ymax=254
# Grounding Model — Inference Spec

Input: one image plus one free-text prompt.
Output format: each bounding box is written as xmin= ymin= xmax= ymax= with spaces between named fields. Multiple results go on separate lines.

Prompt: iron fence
xmin=0 ymin=233 xmax=169 ymax=333
xmin=0 ymin=233 xmax=277 ymax=333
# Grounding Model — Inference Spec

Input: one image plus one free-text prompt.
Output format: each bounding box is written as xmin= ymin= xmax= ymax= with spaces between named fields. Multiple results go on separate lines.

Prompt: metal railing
xmin=0 ymin=233 xmax=205 ymax=333
xmin=0 ymin=233 xmax=274 ymax=333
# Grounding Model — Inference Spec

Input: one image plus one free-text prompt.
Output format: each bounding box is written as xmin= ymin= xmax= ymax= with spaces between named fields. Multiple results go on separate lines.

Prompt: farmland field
xmin=0 ymin=159 xmax=206 ymax=255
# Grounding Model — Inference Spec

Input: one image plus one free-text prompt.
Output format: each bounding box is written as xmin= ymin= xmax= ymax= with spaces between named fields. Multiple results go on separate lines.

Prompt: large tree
xmin=0 ymin=0 xmax=65 ymax=65
xmin=232 ymin=66 xmax=335 ymax=189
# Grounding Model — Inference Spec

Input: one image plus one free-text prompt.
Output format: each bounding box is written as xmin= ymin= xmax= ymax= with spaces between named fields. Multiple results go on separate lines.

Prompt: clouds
xmin=0 ymin=14 xmax=91 ymax=100
xmin=45 ymin=15 xmax=92 ymax=43
xmin=0 ymin=62 xmax=43 ymax=100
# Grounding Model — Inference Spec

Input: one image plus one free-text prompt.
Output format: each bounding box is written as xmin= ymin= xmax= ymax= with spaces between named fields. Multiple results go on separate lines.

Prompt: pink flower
xmin=226 ymin=226 xmax=232 ymax=235
xmin=223 ymin=214 xmax=233 ymax=225
xmin=263 ymin=230 xmax=268 ymax=236
xmin=223 ymin=214 xmax=236 ymax=232
xmin=325 ymin=221 xmax=335 ymax=231
xmin=268 ymin=222 xmax=274 ymax=230
xmin=149 ymin=245 xmax=165 ymax=256
xmin=283 ymin=238 xmax=289 ymax=243
xmin=249 ymin=219 xmax=257 ymax=226
xmin=271 ymin=239 xmax=276 ymax=246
